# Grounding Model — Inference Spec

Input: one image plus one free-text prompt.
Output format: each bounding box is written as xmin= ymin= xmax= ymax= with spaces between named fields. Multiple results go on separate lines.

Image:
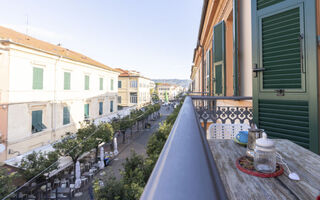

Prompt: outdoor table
xmin=208 ymin=139 xmax=320 ymax=200
xmin=56 ymin=187 xmax=71 ymax=199
xmin=83 ymin=171 xmax=94 ymax=179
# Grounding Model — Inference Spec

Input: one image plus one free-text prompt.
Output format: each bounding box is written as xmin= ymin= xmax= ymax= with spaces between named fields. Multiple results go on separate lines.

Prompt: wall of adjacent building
xmin=1 ymin=43 xmax=119 ymax=161
xmin=239 ymin=0 xmax=252 ymax=97
xmin=192 ymin=0 xmax=252 ymax=101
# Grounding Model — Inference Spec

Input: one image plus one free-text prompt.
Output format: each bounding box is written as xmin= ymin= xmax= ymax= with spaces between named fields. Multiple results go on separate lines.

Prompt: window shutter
xmin=262 ymin=7 xmax=302 ymax=89
xmin=63 ymin=107 xmax=70 ymax=125
xmin=64 ymin=72 xmax=70 ymax=90
xmin=99 ymin=102 xmax=103 ymax=115
xmin=99 ymin=78 xmax=103 ymax=90
xmin=32 ymin=110 xmax=43 ymax=132
xmin=110 ymin=101 xmax=113 ymax=112
xmin=111 ymin=79 xmax=114 ymax=90
xmin=213 ymin=21 xmax=225 ymax=95
xmin=257 ymin=0 xmax=284 ymax=10
xmin=33 ymin=67 xmax=43 ymax=89
xmin=84 ymin=104 xmax=89 ymax=118
xmin=85 ymin=75 xmax=89 ymax=90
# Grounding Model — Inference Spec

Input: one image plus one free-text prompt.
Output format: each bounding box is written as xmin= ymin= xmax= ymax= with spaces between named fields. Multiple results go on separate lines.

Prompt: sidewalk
xmin=74 ymin=107 xmax=171 ymax=199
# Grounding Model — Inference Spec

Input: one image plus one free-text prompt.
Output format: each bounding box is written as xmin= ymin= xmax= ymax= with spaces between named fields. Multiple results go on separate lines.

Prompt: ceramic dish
xmin=233 ymin=137 xmax=247 ymax=146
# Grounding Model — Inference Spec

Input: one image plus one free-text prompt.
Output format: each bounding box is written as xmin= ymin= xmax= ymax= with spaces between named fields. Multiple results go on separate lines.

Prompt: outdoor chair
xmin=27 ymin=194 xmax=36 ymax=200
xmin=207 ymin=123 xmax=250 ymax=139
xmin=53 ymin=178 xmax=60 ymax=187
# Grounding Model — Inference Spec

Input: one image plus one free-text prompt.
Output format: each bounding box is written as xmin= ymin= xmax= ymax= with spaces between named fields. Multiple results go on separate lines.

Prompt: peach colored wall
xmin=226 ymin=10 xmax=234 ymax=96
xmin=0 ymin=106 xmax=8 ymax=161
xmin=194 ymin=0 xmax=235 ymax=96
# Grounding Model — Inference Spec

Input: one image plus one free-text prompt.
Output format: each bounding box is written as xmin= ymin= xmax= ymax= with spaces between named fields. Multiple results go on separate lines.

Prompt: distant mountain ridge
xmin=152 ymin=79 xmax=191 ymax=88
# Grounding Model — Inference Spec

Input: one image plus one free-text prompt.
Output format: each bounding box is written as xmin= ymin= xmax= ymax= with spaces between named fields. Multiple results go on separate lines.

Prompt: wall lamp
xmin=8 ymin=149 xmax=21 ymax=156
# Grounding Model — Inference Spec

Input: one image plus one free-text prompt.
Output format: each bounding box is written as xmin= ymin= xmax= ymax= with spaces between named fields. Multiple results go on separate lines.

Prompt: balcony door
xmin=252 ymin=0 xmax=319 ymax=153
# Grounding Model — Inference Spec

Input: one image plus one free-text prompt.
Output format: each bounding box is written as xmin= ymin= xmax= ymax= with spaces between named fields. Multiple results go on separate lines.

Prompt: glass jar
xmin=254 ymin=132 xmax=276 ymax=173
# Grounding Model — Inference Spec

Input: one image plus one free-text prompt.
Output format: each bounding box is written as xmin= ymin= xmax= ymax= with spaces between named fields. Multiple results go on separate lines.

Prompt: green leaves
xmin=95 ymin=103 xmax=181 ymax=200
xmin=0 ymin=168 xmax=18 ymax=199
xmin=19 ymin=151 xmax=59 ymax=181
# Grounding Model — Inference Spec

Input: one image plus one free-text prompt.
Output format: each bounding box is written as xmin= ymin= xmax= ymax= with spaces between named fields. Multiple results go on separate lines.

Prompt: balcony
xmin=141 ymin=95 xmax=320 ymax=200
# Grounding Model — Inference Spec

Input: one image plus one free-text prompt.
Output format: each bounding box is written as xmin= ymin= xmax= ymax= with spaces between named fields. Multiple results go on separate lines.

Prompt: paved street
xmin=101 ymin=105 xmax=172 ymax=180
xmin=76 ymin=105 xmax=173 ymax=199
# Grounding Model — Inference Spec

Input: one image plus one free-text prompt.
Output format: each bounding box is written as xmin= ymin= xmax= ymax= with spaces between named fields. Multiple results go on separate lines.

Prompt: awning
xmin=4 ymin=143 xmax=55 ymax=168
xmin=4 ymin=143 xmax=89 ymax=178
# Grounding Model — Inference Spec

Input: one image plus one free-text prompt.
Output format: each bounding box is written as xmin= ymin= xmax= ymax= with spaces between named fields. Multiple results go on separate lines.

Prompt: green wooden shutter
xmin=213 ymin=21 xmax=225 ymax=95
xmin=111 ymin=79 xmax=114 ymax=90
xmin=85 ymin=75 xmax=89 ymax=90
xmin=84 ymin=104 xmax=89 ymax=118
xmin=257 ymin=0 xmax=284 ymax=10
xmin=33 ymin=67 xmax=43 ymax=89
xmin=259 ymin=100 xmax=309 ymax=148
xmin=99 ymin=102 xmax=103 ymax=115
xmin=64 ymin=72 xmax=71 ymax=90
xmin=262 ymin=7 xmax=302 ymax=90
xmin=215 ymin=64 xmax=223 ymax=94
xmin=32 ymin=110 xmax=43 ymax=133
xmin=99 ymin=78 xmax=103 ymax=90
xmin=110 ymin=101 xmax=113 ymax=112
xmin=63 ymin=107 xmax=70 ymax=125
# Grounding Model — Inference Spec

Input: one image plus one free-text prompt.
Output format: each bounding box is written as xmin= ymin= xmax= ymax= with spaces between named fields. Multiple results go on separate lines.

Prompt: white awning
xmin=5 ymin=143 xmax=90 ymax=178
xmin=4 ymin=143 xmax=55 ymax=168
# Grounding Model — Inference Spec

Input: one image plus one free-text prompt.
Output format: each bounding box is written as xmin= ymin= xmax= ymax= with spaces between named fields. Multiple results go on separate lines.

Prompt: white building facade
xmin=0 ymin=27 xmax=119 ymax=162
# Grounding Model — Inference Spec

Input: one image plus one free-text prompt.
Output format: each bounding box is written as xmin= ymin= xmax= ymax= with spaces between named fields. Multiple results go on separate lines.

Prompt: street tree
xmin=19 ymin=151 xmax=59 ymax=181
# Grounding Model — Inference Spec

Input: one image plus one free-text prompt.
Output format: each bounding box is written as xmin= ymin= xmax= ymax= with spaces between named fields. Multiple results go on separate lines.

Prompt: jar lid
xmin=255 ymin=132 xmax=275 ymax=152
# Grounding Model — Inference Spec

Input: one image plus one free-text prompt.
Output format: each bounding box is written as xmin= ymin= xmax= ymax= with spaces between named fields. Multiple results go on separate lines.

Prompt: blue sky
xmin=0 ymin=0 xmax=202 ymax=79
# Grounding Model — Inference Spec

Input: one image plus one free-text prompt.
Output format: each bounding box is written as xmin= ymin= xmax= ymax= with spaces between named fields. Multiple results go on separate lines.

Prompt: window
xmin=110 ymin=101 xmax=113 ymax=113
xmin=33 ymin=67 xmax=43 ymax=89
xmin=110 ymin=79 xmax=114 ymax=91
xmin=32 ymin=110 xmax=46 ymax=133
xmin=118 ymin=81 xmax=122 ymax=88
xmin=206 ymin=50 xmax=211 ymax=92
xmin=63 ymin=106 xmax=70 ymax=125
xmin=84 ymin=104 xmax=89 ymax=119
xmin=99 ymin=78 xmax=103 ymax=90
xmin=99 ymin=102 xmax=103 ymax=115
xmin=118 ymin=96 xmax=121 ymax=103
xmin=64 ymin=72 xmax=71 ymax=90
xmin=130 ymin=92 xmax=137 ymax=103
xmin=84 ymin=75 xmax=90 ymax=90
xmin=130 ymin=80 xmax=137 ymax=88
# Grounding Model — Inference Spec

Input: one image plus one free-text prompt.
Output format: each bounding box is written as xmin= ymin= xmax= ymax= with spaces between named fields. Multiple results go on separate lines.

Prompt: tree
xmin=19 ymin=151 xmax=59 ymax=182
xmin=93 ymin=176 xmax=125 ymax=200
xmin=77 ymin=122 xmax=113 ymax=162
xmin=54 ymin=132 xmax=91 ymax=180
xmin=0 ymin=168 xmax=17 ymax=199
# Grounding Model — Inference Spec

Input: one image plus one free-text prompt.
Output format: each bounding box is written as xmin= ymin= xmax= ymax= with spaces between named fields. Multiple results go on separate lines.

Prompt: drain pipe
xmin=233 ymin=0 xmax=239 ymax=96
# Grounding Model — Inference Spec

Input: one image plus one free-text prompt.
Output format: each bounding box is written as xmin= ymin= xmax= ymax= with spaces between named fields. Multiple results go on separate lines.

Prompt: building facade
xmin=191 ymin=0 xmax=320 ymax=153
xmin=0 ymin=26 xmax=120 ymax=162
xmin=191 ymin=0 xmax=252 ymax=99
xmin=156 ymin=83 xmax=182 ymax=101
xmin=116 ymin=69 xmax=152 ymax=108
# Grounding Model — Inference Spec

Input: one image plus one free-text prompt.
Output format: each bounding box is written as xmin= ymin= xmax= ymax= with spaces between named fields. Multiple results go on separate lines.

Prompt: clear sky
xmin=0 ymin=0 xmax=203 ymax=79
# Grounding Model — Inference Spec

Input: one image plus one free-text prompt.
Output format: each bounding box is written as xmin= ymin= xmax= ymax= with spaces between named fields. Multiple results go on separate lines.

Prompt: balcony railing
xmin=141 ymin=95 xmax=252 ymax=200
